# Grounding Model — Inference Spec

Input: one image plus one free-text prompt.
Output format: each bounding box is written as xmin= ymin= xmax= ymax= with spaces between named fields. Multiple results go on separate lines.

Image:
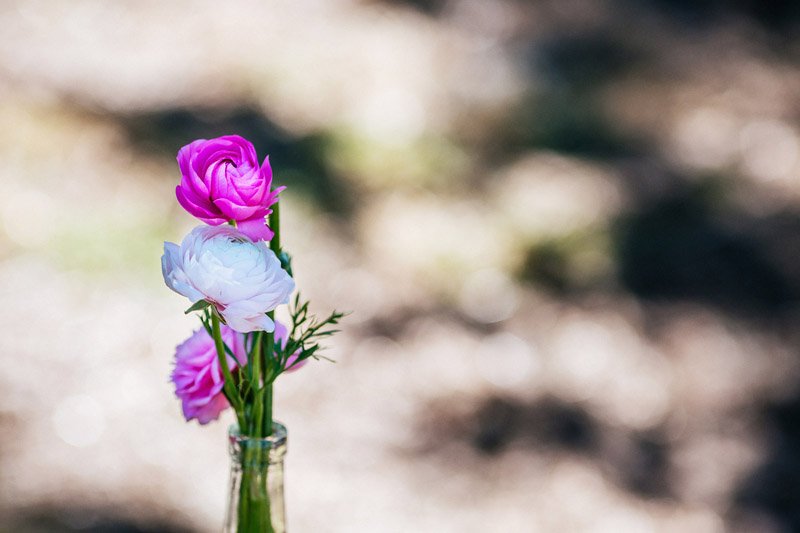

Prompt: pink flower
xmin=275 ymin=319 xmax=306 ymax=372
xmin=171 ymin=325 xmax=246 ymax=424
xmin=171 ymin=320 xmax=303 ymax=424
xmin=176 ymin=135 xmax=283 ymax=241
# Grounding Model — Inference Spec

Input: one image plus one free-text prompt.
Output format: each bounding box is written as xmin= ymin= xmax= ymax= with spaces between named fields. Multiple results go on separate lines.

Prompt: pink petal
xmin=261 ymin=156 xmax=273 ymax=186
xmin=176 ymin=186 xmax=224 ymax=222
xmin=212 ymin=197 xmax=263 ymax=221
xmin=284 ymin=352 xmax=306 ymax=372
xmin=237 ymin=216 xmax=275 ymax=241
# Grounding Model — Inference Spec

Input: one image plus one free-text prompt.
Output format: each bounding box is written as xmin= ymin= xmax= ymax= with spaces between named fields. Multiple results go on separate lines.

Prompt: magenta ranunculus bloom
xmin=176 ymin=135 xmax=283 ymax=241
xmin=172 ymin=320 xmax=304 ymax=424
xmin=172 ymin=325 xmax=247 ymax=424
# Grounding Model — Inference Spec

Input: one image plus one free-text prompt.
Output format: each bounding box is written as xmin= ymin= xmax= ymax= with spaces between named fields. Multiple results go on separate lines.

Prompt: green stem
xmin=265 ymin=199 xmax=281 ymax=438
xmin=263 ymin=382 xmax=273 ymax=437
xmin=237 ymin=457 xmax=275 ymax=533
xmin=249 ymin=332 xmax=262 ymax=436
xmin=270 ymin=202 xmax=281 ymax=253
xmin=263 ymin=324 xmax=274 ymax=437
xmin=249 ymin=332 xmax=261 ymax=388
xmin=211 ymin=310 xmax=245 ymax=429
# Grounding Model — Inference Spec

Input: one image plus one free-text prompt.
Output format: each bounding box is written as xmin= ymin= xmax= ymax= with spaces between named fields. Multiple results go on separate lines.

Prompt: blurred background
xmin=2 ymin=0 xmax=800 ymax=531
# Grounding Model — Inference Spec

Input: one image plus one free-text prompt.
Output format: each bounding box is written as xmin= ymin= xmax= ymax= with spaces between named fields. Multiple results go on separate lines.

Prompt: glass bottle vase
xmin=224 ymin=422 xmax=287 ymax=533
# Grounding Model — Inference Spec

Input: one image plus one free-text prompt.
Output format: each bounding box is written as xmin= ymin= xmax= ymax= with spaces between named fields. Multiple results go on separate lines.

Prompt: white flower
xmin=162 ymin=225 xmax=295 ymax=333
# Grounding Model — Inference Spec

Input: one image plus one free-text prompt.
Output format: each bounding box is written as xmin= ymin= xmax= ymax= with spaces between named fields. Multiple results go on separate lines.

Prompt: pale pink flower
xmin=171 ymin=320 xmax=303 ymax=424
xmin=275 ymin=319 xmax=306 ymax=372
xmin=171 ymin=325 xmax=246 ymax=424
xmin=161 ymin=225 xmax=295 ymax=333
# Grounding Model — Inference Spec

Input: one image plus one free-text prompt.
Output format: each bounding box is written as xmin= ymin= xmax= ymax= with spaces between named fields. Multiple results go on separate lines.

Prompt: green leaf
xmin=278 ymin=251 xmax=293 ymax=277
xmin=184 ymin=299 xmax=211 ymax=314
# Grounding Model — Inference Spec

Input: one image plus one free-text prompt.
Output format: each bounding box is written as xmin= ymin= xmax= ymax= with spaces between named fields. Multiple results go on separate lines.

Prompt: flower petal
xmin=162 ymin=242 xmax=204 ymax=302
xmin=237 ymin=216 xmax=275 ymax=241
xmin=213 ymin=197 xmax=262 ymax=221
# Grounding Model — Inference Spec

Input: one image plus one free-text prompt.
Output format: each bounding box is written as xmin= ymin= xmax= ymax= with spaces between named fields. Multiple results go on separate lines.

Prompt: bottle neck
xmin=228 ymin=422 xmax=287 ymax=468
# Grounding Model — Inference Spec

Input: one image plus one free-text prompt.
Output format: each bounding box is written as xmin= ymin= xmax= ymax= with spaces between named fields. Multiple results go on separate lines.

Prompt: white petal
xmin=222 ymin=307 xmax=275 ymax=333
xmin=168 ymin=225 xmax=295 ymax=328
xmin=162 ymin=242 xmax=204 ymax=302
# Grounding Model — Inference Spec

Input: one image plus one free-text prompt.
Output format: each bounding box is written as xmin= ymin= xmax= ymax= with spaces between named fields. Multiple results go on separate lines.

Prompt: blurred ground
xmin=1 ymin=0 xmax=800 ymax=531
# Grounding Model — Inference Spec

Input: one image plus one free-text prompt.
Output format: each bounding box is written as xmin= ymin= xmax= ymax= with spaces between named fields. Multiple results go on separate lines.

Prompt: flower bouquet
xmin=161 ymin=135 xmax=343 ymax=533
